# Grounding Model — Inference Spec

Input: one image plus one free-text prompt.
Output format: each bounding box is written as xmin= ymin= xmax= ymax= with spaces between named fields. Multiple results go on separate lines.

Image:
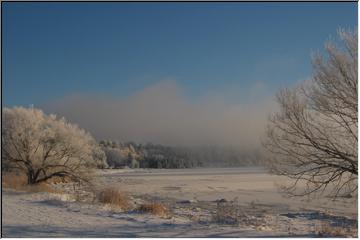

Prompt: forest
xmin=99 ymin=140 xmax=264 ymax=169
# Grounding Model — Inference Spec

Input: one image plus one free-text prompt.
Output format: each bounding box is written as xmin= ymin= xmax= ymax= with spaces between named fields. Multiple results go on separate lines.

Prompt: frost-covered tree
xmin=264 ymin=29 xmax=357 ymax=198
xmin=93 ymin=146 xmax=108 ymax=169
xmin=103 ymin=148 xmax=127 ymax=168
xmin=2 ymin=107 xmax=104 ymax=184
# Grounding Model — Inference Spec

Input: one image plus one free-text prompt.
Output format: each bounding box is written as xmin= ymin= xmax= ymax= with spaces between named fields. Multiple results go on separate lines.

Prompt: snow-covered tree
xmin=103 ymin=148 xmax=127 ymax=168
xmin=264 ymin=29 xmax=357 ymax=198
xmin=2 ymin=106 xmax=104 ymax=184
xmin=92 ymin=145 xmax=108 ymax=169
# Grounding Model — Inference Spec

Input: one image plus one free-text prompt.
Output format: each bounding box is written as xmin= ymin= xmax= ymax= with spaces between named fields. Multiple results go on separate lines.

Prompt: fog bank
xmin=42 ymin=80 xmax=276 ymax=148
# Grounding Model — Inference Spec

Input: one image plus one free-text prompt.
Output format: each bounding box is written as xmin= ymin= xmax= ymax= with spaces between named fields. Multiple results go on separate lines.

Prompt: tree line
xmin=99 ymin=140 xmax=264 ymax=169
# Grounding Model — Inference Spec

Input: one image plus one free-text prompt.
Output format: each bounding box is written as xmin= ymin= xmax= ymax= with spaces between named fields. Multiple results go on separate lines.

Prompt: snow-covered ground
xmin=2 ymin=167 xmax=358 ymax=237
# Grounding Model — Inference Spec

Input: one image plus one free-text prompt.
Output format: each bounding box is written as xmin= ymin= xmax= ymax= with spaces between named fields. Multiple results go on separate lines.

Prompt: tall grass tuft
xmin=138 ymin=202 xmax=169 ymax=218
xmin=97 ymin=186 xmax=131 ymax=210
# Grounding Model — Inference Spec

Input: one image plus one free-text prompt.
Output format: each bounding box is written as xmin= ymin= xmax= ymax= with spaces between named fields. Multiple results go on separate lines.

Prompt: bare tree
xmin=263 ymin=29 xmax=357 ymax=198
xmin=2 ymin=106 xmax=104 ymax=184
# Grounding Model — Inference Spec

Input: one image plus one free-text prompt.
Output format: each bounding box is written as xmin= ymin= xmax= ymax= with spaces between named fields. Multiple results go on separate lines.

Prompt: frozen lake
xmin=3 ymin=167 xmax=357 ymax=237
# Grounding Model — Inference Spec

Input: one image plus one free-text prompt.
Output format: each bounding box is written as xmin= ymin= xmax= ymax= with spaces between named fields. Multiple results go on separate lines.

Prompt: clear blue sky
xmin=3 ymin=2 xmax=357 ymax=106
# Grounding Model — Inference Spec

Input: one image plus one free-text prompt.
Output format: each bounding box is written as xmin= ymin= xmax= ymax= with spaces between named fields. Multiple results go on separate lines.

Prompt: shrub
xmin=97 ymin=187 xmax=130 ymax=210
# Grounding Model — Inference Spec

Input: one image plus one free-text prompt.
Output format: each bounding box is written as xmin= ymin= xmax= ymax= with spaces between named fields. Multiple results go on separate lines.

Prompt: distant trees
xmin=93 ymin=146 xmax=108 ymax=169
xmin=2 ymin=107 xmax=104 ymax=184
xmin=103 ymin=148 xmax=127 ymax=168
xmin=99 ymin=140 xmax=263 ymax=169
xmin=100 ymin=141 xmax=137 ymax=168
xmin=264 ymin=29 xmax=357 ymax=198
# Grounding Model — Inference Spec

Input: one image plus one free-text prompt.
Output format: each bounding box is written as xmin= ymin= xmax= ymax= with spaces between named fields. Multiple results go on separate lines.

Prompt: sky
xmin=2 ymin=2 xmax=358 ymax=146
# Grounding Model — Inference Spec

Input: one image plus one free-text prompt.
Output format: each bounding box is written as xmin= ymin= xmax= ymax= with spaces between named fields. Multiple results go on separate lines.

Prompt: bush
xmin=97 ymin=187 xmax=130 ymax=210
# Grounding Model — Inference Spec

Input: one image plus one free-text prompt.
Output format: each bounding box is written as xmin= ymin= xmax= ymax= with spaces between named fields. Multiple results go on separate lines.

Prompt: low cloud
xmin=42 ymin=80 xmax=277 ymax=148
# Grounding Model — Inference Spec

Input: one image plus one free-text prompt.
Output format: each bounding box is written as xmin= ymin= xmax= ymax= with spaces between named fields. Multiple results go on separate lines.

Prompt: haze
xmin=43 ymin=80 xmax=276 ymax=147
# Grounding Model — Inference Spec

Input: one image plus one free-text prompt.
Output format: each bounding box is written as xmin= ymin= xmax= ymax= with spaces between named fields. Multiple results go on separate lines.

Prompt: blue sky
xmin=3 ymin=2 xmax=358 ymax=107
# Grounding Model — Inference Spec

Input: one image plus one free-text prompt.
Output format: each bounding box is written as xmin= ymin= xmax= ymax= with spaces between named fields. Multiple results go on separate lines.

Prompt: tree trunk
xmin=27 ymin=170 xmax=37 ymax=184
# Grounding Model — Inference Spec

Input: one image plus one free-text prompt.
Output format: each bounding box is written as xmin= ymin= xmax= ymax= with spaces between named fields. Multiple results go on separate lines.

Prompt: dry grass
xmin=211 ymin=199 xmax=269 ymax=228
xmin=97 ymin=187 xmax=131 ymax=210
xmin=137 ymin=202 xmax=169 ymax=218
xmin=316 ymin=221 xmax=356 ymax=237
xmin=26 ymin=182 xmax=55 ymax=193
xmin=212 ymin=200 xmax=241 ymax=225
xmin=2 ymin=172 xmax=28 ymax=190
xmin=45 ymin=175 xmax=73 ymax=184
xmin=2 ymin=171 xmax=55 ymax=193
